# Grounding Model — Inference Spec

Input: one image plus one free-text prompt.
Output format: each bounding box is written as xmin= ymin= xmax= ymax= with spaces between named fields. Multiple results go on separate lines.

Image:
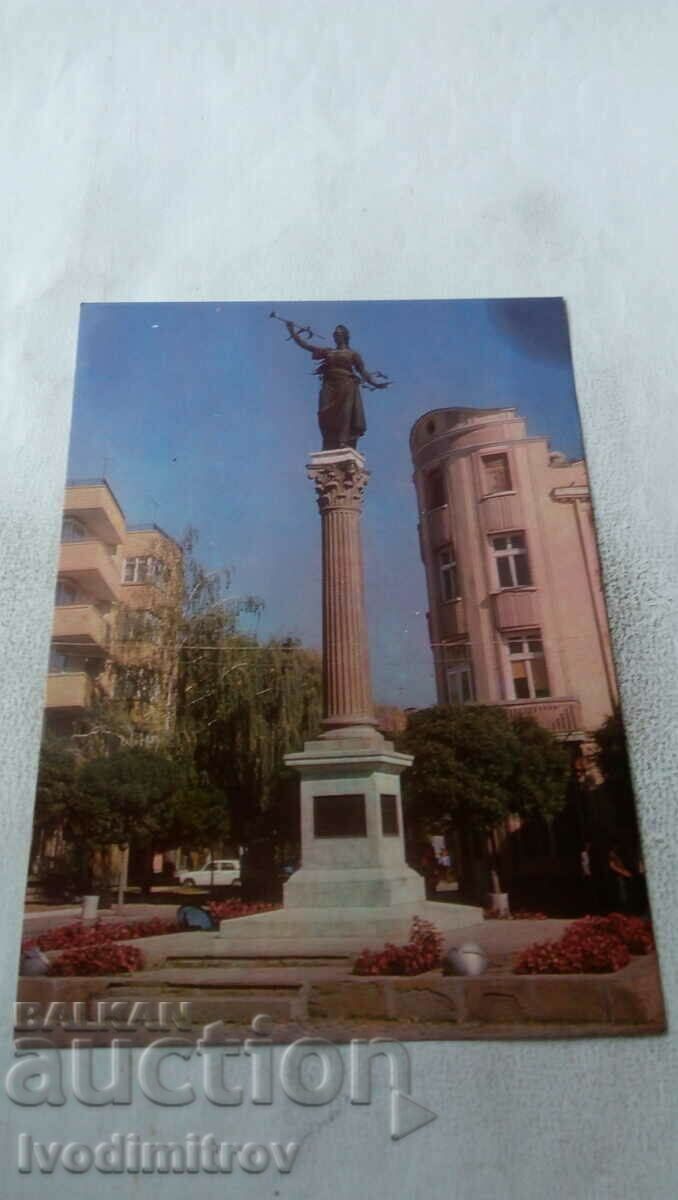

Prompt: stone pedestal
xmin=282 ymin=450 xmax=426 ymax=914
xmin=218 ymin=449 xmax=481 ymax=952
xmin=282 ymin=735 xmax=424 ymax=910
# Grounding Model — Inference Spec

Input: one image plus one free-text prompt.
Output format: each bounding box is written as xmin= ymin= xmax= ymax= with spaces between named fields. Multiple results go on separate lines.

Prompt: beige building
xmin=410 ymin=407 xmax=617 ymax=744
xmin=113 ymin=525 xmax=183 ymax=735
xmin=45 ymin=479 xmax=182 ymax=738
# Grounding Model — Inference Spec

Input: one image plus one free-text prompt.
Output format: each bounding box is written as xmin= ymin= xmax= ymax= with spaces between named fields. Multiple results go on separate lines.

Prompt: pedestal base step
xmin=216 ymin=899 xmax=483 ymax=955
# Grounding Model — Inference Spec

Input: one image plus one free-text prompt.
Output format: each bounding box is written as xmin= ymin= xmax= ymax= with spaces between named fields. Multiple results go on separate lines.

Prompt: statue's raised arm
xmin=285 ymin=321 xmax=322 ymax=354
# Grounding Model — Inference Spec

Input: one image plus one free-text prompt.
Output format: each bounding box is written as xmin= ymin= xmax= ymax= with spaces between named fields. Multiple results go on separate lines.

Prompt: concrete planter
xmin=17 ymin=952 xmax=665 ymax=1039
xmin=80 ymin=895 xmax=100 ymax=922
xmin=486 ymin=891 xmax=510 ymax=917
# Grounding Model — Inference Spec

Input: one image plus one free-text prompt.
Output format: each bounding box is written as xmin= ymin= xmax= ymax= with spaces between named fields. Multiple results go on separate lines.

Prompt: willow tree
xmin=167 ymin=531 xmax=322 ymax=848
xmin=175 ymin=631 xmax=322 ymax=847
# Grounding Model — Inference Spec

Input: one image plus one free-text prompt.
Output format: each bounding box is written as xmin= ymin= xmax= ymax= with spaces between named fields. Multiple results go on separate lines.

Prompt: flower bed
xmin=353 ymin=917 xmax=443 ymax=976
xmin=515 ymin=913 xmax=654 ymax=975
xmin=49 ymin=943 xmax=145 ymax=977
xmin=24 ymin=917 xmax=178 ymax=952
xmin=206 ymin=900 xmax=281 ymax=922
xmin=23 ymin=917 xmax=179 ymax=953
xmin=580 ymin=912 xmax=655 ymax=954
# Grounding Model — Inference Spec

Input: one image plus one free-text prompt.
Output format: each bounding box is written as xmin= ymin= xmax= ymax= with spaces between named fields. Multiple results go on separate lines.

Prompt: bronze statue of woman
xmin=284 ymin=321 xmax=390 ymax=451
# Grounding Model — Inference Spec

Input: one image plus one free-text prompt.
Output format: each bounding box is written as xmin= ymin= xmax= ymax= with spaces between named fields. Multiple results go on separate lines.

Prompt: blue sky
xmin=69 ymin=298 xmax=583 ymax=707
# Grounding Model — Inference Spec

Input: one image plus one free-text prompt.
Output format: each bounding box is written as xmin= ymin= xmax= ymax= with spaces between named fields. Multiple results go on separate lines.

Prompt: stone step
xmin=105 ymin=979 xmax=305 ymax=1023
xmin=16 ymin=953 xmax=665 ymax=1041
xmin=166 ymin=955 xmax=352 ymax=970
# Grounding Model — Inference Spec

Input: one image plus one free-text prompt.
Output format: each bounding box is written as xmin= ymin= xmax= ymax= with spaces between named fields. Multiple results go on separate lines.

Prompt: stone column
xmin=307 ymin=448 xmax=380 ymax=740
xmin=212 ymin=446 xmax=483 ymax=941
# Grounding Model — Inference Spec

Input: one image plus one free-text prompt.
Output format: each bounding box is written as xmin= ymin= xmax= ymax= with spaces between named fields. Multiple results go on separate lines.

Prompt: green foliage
xmin=509 ymin=716 xmax=572 ymax=823
xmin=169 ymin=528 xmax=321 ymax=845
xmin=397 ymin=704 xmax=569 ymax=840
xmin=593 ymin=708 xmax=631 ymax=787
xmin=591 ymin=705 xmax=638 ymax=835
xmin=78 ymin=747 xmax=183 ymax=849
xmin=175 ymin=633 xmax=322 ymax=844
xmin=34 ymin=741 xmax=80 ymax=838
xmin=174 ymin=782 xmax=231 ymax=850
xmin=77 ymin=747 xmax=229 ymax=852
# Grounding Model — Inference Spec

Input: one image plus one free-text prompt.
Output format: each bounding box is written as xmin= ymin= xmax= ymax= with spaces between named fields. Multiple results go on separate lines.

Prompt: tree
xmin=175 ymin=634 xmax=322 ymax=847
xmin=172 ymin=781 xmax=232 ymax=856
xmin=397 ymin=705 xmax=570 ymax=893
xmin=77 ymin=747 xmax=227 ymax=851
xmin=170 ymin=534 xmax=322 ymax=848
xmin=32 ymin=740 xmax=118 ymax=893
xmin=510 ymin=716 xmax=574 ymax=823
xmin=33 ymin=741 xmax=79 ymax=845
xmin=591 ymin=706 xmax=638 ymax=841
xmin=78 ymin=747 xmax=184 ymax=851
xmin=77 ymin=746 xmax=231 ymax=887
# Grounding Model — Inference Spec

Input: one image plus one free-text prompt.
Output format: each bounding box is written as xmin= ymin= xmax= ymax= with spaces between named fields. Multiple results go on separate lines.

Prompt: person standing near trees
xmin=608 ymin=843 xmax=633 ymax=911
xmin=580 ymin=841 xmax=594 ymax=913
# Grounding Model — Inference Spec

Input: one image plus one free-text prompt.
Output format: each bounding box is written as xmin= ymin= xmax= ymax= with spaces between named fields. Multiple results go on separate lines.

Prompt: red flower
xmin=513 ymin=917 xmax=650 ymax=975
xmin=353 ymin=918 xmax=443 ymax=976
xmin=49 ymin=944 xmax=145 ymax=977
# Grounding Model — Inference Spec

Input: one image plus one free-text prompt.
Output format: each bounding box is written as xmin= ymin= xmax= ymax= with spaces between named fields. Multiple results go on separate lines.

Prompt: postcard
xmin=17 ymin=297 xmax=664 ymax=1050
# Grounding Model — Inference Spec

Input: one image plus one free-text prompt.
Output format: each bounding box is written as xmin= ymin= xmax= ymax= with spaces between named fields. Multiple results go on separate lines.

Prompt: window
xmin=437 ymin=545 xmax=458 ymax=602
xmin=482 ymin=453 xmax=512 ymax=494
xmin=55 ymin=578 xmax=81 ymax=605
xmin=115 ymin=665 xmax=161 ymax=703
xmin=445 ymin=643 xmax=475 ymax=704
xmin=49 ymin=648 xmax=85 ymax=674
xmin=491 ymin=532 xmax=532 ymax=588
xmin=425 ymin=468 xmax=446 ymax=510
xmin=123 ymin=556 xmax=168 ymax=586
xmin=61 ymin=517 xmax=87 ymax=542
xmin=122 ymin=609 xmax=161 ymax=642
xmin=507 ymin=634 xmax=550 ymax=700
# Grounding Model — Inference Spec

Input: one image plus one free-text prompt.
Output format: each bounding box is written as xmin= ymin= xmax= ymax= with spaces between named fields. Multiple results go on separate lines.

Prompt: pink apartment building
xmin=410 ymin=407 xmax=618 ymax=752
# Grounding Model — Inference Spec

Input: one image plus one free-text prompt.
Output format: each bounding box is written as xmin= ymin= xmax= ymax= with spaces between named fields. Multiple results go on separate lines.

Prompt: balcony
xmin=500 ymin=697 xmax=582 ymax=734
xmin=438 ymin=598 xmax=466 ymax=638
xmin=45 ymin=673 xmax=94 ymax=711
xmin=52 ymin=604 xmax=109 ymax=654
xmin=490 ymin=587 xmax=540 ymax=630
xmin=64 ymin=482 xmax=125 ymax=545
xmin=478 ymin=491 xmax=523 ymax=533
xmin=58 ymin=541 xmax=121 ymax=603
xmin=424 ymin=505 xmax=451 ymax=549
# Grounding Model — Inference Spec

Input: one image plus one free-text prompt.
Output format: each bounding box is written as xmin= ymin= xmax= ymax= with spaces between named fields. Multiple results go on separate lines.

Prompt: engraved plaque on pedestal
xmin=313 ymin=794 xmax=367 ymax=838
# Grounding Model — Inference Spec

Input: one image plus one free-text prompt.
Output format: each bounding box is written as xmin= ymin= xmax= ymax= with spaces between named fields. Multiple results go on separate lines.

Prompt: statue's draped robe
xmin=312 ymin=347 xmax=366 ymax=450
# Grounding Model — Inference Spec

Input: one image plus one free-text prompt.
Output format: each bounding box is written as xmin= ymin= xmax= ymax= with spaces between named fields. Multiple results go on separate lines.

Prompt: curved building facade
xmin=410 ymin=407 xmax=618 ymax=741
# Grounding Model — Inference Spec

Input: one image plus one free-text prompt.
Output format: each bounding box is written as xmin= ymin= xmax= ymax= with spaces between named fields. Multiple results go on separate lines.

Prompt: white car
xmin=177 ymin=859 xmax=241 ymax=888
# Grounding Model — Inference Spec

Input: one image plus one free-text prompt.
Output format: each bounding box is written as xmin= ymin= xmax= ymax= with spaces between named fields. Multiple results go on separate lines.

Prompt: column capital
xmin=307 ymin=448 xmax=369 ymax=514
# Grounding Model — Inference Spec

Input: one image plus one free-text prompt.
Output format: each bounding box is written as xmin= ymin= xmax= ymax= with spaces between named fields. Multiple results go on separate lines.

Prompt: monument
xmin=217 ymin=317 xmax=481 ymax=952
